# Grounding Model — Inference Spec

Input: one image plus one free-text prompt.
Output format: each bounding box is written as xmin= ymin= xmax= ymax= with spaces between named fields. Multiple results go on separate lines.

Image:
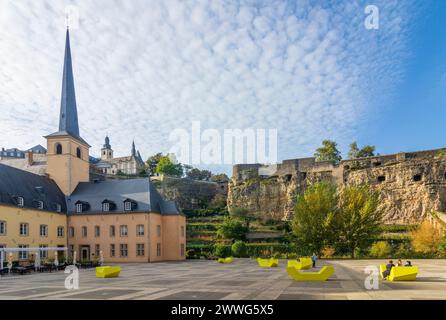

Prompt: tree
xmin=292 ymin=182 xmax=338 ymax=255
xmin=314 ymin=140 xmax=342 ymax=164
xmin=217 ymin=217 xmax=248 ymax=241
xmin=369 ymin=241 xmax=392 ymax=258
xmin=186 ymin=168 xmax=212 ymax=181
xmin=231 ymin=241 xmax=247 ymax=257
xmin=335 ymin=185 xmax=382 ymax=258
xmin=146 ymin=153 xmax=163 ymax=176
xmin=411 ymin=220 xmax=443 ymax=254
xmin=211 ymin=173 xmax=229 ymax=183
xmin=348 ymin=142 xmax=376 ymax=159
xmin=155 ymin=156 xmax=183 ymax=177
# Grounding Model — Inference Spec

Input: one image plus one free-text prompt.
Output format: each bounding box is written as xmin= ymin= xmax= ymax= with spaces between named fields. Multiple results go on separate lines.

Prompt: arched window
xmin=55 ymin=143 xmax=62 ymax=155
xmin=76 ymin=147 xmax=81 ymax=159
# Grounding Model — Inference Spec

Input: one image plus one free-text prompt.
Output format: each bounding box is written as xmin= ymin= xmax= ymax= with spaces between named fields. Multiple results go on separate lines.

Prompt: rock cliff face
xmin=228 ymin=149 xmax=446 ymax=224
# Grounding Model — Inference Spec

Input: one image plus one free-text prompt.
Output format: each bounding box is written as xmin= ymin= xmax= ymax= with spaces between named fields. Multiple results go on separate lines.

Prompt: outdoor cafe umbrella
xmin=7 ymin=252 xmax=13 ymax=272
xmin=34 ymin=251 xmax=40 ymax=271
xmin=54 ymin=251 xmax=59 ymax=267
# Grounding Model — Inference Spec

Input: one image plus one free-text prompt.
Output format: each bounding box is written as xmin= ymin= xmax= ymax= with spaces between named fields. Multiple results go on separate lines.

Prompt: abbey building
xmin=0 ymin=29 xmax=185 ymax=263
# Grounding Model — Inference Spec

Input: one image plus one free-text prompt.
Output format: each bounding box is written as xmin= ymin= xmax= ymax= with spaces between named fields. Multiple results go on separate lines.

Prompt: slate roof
xmin=0 ymin=163 xmax=66 ymax=213
xmin=66 ymin=178 xmax=179 ymax=215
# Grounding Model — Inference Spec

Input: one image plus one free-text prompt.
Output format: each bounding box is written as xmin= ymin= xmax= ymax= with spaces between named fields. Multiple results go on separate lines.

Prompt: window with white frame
xmin=81 ymin=226 xmax=87 ymax=237
xmin=110 ymin=244 xmax=115 ymax=257
xmin=136 ymin=225 xmax=144 ymax=236
xmin=110 ymin=225 xmax=115 ymax=237
xmin=56 ymin=204 xmax=62 ymax=212
xmin=37 ymin=201 xmax=44 ymax=210
xmin=76 ymin=203 xmax=83 ymax=213
xmin=124 ymin=201 xmax=132 ymax=211
xmin=120 ymin=244 xmax=128 ymax=257
xmin=0 ymin=221 xmax=6 ymax=235
xmin=17 ymin=197 xmax=24 ymax=207
xmin=95 ymin=226 xmax=100 ymax=237
xmin=120 ymin=225 xmax=128 ymax=237
xmin=102 ymin=202 xmax=110 ymax=212
xmin=57 ymin=226 xmax=64 ymax=237
xmin=20 ymin=223 xmax=29 ymax=236
xmin=39 ymin=245 xmax=48 ymax=259
xmin=156 ymin=243 xmax=161 ymax=257
xmin=40 ymin=224 xmax=48 ymax=237
xmin=136 ymin=244 xmax=145 ymax=256
xmin=95 ymin=244 xmax=100 ymax=257
xmin=18 ymin=245 xmax=29 ymax=259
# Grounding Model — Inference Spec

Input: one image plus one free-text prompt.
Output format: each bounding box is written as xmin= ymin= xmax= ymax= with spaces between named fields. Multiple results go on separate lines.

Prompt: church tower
xmin=101 ymin=135 xmax=114 ymax=160
xmin=45 ymin=29 xmax=90 ymax=195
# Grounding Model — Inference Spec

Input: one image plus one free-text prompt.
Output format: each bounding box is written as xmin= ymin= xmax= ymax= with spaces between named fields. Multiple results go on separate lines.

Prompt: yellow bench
xmin=286 ymin=266 xmax=335 ymax=281
xmin=96 ymin=266 xmax=121 ymax=278
xmin=379 ymin=264 xmax=418 ymax=281
xmin=218 ymin=257 xmax=234 ymax=264
xmin=287 ymin=258 xmax=312 ymax=270
xmin=257 ymin=258 xmax=279 ymax=267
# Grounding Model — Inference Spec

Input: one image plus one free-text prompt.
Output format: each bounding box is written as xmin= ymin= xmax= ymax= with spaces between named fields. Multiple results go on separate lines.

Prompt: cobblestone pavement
xmin=1 ymin=259 xmax=445 ymax=300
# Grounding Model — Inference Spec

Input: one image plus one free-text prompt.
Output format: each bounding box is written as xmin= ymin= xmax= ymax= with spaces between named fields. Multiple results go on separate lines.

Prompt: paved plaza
xmin=0 ymin=259 xmax=445 ymax=300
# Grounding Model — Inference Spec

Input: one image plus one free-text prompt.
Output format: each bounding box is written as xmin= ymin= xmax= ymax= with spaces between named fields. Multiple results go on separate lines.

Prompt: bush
xmin=231 ymin=241 xmax=247 ymax=258
xmin=411 ymin=221 xmax=443 ymax=254
xmin=369 ymin=241 xmax=392 ymax=258
xmin=321 ymin=246 xmax=335 ymax=258
xmin=214 ymin=244 xmax=232 ymax=258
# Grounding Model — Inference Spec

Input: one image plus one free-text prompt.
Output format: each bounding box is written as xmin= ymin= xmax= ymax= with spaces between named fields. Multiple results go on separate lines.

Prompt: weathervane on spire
xmin=64 ymin=5 xmax=79 ymax=30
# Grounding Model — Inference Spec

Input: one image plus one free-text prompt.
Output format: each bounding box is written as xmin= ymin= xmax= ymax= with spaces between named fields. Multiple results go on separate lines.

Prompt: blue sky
xmin=0 ymin=0 xmax=445 ymax=175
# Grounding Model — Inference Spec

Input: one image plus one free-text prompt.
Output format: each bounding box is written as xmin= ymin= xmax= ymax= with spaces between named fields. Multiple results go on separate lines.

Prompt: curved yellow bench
xmin=379 ymin=264 xmax=418 ymax=281
xmin=218 ymin=257 xmax=234 ymax=264
xmin=96 ymin=266 xmax=121 ymax=278
xmin=286 ymin=266 xmax=334 ymax=281
xmin=287 ymin=258 xmax=313 ymax=270
xmin=257 ymin=258 xmax=279 ymax=267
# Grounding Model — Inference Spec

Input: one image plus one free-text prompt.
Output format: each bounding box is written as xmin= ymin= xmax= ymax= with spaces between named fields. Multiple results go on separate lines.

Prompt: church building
xmin=0 ymin=29 xmax=186 ymax=263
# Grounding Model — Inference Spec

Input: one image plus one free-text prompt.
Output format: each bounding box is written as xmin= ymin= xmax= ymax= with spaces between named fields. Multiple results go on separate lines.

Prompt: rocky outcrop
xmin=228 ymin=149 xmax=446 ymax=224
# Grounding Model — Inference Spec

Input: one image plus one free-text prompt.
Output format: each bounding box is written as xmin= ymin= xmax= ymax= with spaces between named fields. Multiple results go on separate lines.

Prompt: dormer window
xmin=102 ymin=199 xmax=116 ymax=212
xmin=37 ymin=200 xmax=44 ymax=210
xmin=17 ymin=196 xmax=24 ymax=207
xmin=123 ymin=199 xmax=137 ymax=211
xmin=56 ymin=203 xmax=62 ymax=213
xmin=75 ymin=201 xmax=90 ymax=213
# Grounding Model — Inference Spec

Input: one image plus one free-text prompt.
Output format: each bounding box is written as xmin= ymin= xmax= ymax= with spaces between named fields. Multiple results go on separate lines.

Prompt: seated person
xmin=404 ymin=260 xmax=412 ymax=267
xmin=397 ymin=259 xmax=403 ymax=266
xmin=382 ymin=260 xmax=395 ymax=279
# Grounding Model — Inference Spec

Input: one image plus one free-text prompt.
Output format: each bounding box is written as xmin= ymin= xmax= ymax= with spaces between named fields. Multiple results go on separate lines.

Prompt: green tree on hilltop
xmin=155 ymin=155 xmax=183 ymax=177
xmin=348 ymin=142 xmax=376 ymax=159
xmin=314 ymin=140 xmax=342 ymax=164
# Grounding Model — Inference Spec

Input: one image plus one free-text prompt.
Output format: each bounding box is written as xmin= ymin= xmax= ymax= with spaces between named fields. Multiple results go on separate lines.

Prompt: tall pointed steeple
xmin=131 ymin=140 xmax=136 ymax=157
xmin=59 ymin=28 xmax=79 ymax=137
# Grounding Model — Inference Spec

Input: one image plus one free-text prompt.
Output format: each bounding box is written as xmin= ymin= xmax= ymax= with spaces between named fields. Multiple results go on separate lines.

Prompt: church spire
xmin=132 ymin=140 xmax=136 ymax=157
xmin=59 ymin=28 xmax=79 ymax=137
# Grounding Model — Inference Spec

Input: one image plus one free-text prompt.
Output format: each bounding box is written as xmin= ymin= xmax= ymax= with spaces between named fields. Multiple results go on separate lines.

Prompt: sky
xmin=0 ymin=0 xmax=445 ymax=175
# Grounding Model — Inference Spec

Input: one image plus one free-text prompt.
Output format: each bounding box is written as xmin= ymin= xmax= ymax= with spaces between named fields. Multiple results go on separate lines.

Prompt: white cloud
xmin=0 ymin=0 xmax=418 ymax=174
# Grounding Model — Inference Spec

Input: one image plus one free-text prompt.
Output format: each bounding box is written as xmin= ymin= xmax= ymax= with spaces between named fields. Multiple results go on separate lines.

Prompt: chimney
xmin=26 ymin=151 xmax=34 ymax=166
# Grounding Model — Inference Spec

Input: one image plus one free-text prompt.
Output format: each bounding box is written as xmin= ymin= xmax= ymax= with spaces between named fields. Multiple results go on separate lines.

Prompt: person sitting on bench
xmin=382 ymin=260 xmax=395 ymax=279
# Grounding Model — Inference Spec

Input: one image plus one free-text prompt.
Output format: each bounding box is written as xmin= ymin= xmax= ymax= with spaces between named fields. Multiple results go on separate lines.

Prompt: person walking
xmin=311 ymin=252 xmax=317 ymax=268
